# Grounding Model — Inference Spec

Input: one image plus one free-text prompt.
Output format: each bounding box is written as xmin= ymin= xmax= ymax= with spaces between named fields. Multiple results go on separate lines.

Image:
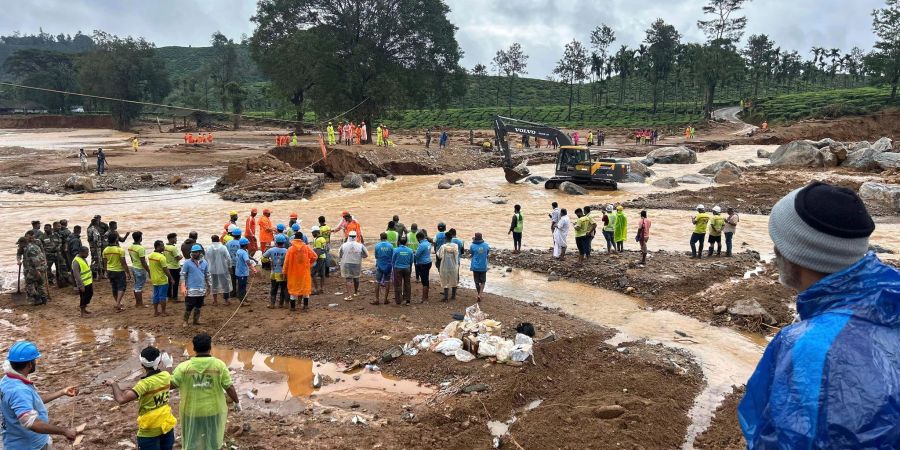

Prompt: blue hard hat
xmin=231 ymin=228 xmax=242 ymax=236
xmin=291 ymin=223 xmax=300 ymax=232
xmin=275 ymin=234 xmax=288 ymax=244
xmin=239 ymin=237 xmax=250 ymax=245
xmin=8 ymin=341 xmax=41 ymax=363
xmin=191 ymin=244 xmax=203 ymax=252
xmin=276 ymin=224 xmax=286 ymax=232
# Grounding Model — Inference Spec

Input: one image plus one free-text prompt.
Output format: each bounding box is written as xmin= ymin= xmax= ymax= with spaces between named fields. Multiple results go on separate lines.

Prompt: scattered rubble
xmin=212 ymin=154 xmax=325 ymax=202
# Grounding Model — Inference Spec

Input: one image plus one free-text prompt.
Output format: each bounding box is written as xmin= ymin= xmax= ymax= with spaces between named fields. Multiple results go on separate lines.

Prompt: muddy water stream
xmin=3 ymin=144 xmax=898 ymax=286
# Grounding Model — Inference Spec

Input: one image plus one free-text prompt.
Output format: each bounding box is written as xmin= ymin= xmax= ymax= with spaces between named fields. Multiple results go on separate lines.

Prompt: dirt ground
xmin=694 ymin=386 xmax=746 ymax=449
xmin=624 ymin=165 xmax=897 ymax=215
xmin=0 ymin=275 xmax=703 ymax=449
xmin=490 ymin=249 xmax=796 ymax=335
xmin=744 ymin=108 xmax=900 ymax=145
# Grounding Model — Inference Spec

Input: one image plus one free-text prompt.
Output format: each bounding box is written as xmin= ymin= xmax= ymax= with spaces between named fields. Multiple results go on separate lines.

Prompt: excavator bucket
xmin=504 ymin=160 xmax=531 ymax=183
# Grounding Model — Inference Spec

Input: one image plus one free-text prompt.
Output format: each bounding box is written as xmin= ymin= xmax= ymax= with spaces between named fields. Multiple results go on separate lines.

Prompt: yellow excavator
xmin=495 ymin=116 xmax=629 ymax=190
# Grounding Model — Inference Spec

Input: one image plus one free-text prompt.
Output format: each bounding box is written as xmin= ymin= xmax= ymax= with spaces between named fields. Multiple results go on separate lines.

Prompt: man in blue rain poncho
xmin=739 ymin=182 xmax=899 ymax=448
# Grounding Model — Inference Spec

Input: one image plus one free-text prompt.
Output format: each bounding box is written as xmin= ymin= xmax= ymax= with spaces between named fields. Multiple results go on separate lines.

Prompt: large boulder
xmin=651 ymin=177 xmax=679 ymax=189
xmin=813 ymin=138 xmax=838 ymax=148
xmin=676 ymin=174 xmax=714 ymax=184
xmin=360 ymin=173 xmax=378 ymax=183
xmin=875 ymin=152 xmax=900 ymax=170
xmin=699 ymin=160 xmax=740 ymax=175
xmin=714 ymin=165 xmax=742 ymax=183
xmin=341 ymin=172 xmax=364 ymax=189
xmin=630 ymin=160 xmax=655 ymax=177
xmin=770 ymin=140 xmax=832 ymax=167
xmin=871 ymin=137 xmax=894 ymax=153
xmin=728 ymin=299 xmax=776 ymax=325
xmin=851 ymin=141 xmax=871 ymax=152
xmin=843 ymin=147 xmax=880 ymax=170
xmin=526 ymin=175 xmax=548 ymax=184
xmin=437 ymin=179 xmax=453 ymax=189
xmin=645 ymin=146 xmax=697 ymax=164
xmin=858 ymin=182 xmax=900 ymax=214
xmin=756 ymin=148 xmax=772 ymax=159
xmin=558 ymin=181 xmax=587 ymax=195
xmin=64 ymin=175 xmax=95 ymax=191
xmin=826 ymin=143 xmax=848 ymax=163
xmin=621 ymin=172 xmax=646 ymax=183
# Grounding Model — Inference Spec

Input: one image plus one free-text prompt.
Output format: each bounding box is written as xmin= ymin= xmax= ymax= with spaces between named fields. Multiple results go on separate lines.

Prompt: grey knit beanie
xmin=769 ymin=182 xmax=874 ymax=273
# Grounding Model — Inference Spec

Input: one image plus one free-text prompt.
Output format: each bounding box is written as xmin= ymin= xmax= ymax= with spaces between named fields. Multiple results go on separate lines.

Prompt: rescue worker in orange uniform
xmin=245 ymin=208 xmax=259 ymax=257
xmin=281 ymin=232 xmax=318 ymax=311
xmin=258 ymin=209 xmax=275 ymax=254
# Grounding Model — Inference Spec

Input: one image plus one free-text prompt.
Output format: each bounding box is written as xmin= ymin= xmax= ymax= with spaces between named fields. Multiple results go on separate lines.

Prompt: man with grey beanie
xmin=739 ymin=182 xmax=900 ymax=448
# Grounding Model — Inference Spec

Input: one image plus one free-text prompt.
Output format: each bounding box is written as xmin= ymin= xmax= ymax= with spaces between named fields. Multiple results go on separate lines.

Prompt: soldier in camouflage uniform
xmin=17 ymin=232 xmax=48 ymax=305
xmin=29 ymin=220 xmax=45 ymax=252
xmin=57 ymin=219 xmax=73 ymax=285
xmin=67 ymin=225 xmax=84 ymax=265
xmin=40 ymin=224 xmax=62 ymax=286
xmin=87 ymin=218 xmax=104 ymax=279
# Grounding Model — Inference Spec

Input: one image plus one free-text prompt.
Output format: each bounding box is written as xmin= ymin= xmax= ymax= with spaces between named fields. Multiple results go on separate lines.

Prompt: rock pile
xmin=768 ymin=137 xmax=896 ymax=171
xmin=213 ymin=154 xmax=325 ymax=202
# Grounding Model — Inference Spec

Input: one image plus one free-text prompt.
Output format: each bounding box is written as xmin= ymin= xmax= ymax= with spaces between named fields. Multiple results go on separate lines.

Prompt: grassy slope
xmin=743 ymin=86 xmax=899 ymax=124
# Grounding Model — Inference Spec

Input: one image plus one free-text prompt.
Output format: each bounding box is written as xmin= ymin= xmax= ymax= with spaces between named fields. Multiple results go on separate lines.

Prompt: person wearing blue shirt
xmin=373 ymin=233 xmax=394 ymax=305
xmin=226 ymin=228 xmax=242 ymax=297
xmin=263 ymin=235 xmax=289 ymax=308
xmin=233 ymin=238 xmax=257 ymax=303
xmin=0 ymin=342 xmax=78 ymax=449
xmin=414 ymin=231 xmax=433 ymax=301
xmin=433 ymin=222 xmax=447 ymax=270
xmin=469 ymin=233 xmax=490 ymax=302
xmin=179 ymin=244 xmax=211 ymax=327
xmin=391 ymin=236 xmax=415 ymax=305
xmin=450 ymin=228 xmax=465 ymax=263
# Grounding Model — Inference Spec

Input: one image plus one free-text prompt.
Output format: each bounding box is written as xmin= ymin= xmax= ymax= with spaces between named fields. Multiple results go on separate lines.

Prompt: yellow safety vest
xmin=74 ymin=256 xmax=92 ymax=286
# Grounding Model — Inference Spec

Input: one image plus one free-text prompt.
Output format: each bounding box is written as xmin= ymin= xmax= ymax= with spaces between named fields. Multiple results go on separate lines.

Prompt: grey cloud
xmin=0 ymin=0 xmax=884 ymax=77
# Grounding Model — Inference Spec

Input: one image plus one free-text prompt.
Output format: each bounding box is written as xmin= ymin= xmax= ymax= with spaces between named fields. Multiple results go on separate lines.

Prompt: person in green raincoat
xmin=613 ymin=205 xmax=628 ymax=252
xmin=171 ymin=333 xmax=240 ymax=450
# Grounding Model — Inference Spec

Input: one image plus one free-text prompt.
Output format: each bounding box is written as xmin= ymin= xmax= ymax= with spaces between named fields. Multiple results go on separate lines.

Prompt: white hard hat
xmin=696 ymin=204 xmax=705 ymax=210
xmin=311 ymin=225 xmax=319 ymax=233
xmin=227 ymin=224 xmax=237 ymax=232
xmin=606 ymin=205 xmax=613 ymax=212
xmin=348 ymin=230 xmax=358 ymax=237
xmin=713 ymin=205 xmax=721 ymax=213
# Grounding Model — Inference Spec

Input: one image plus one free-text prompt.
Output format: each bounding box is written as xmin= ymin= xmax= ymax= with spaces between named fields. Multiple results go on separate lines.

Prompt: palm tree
xmin=827 ymin=48 xmax=841 ymax=87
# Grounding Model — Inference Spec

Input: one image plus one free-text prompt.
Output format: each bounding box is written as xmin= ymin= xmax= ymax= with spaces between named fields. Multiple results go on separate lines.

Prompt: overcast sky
xmin=0 ymin=0 xmax=884 ymax=78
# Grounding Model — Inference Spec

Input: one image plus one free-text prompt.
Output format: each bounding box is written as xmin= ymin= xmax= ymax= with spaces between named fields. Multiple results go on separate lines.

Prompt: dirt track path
xmin=713 ymin=106 xmax=758 ymax=136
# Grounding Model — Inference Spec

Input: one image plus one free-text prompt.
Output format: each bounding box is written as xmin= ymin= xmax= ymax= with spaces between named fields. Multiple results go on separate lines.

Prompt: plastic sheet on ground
xmin=454 ymin=349 xmax=476 ymax=362
xmin=434 ymin=338 xmax=463 ymax=355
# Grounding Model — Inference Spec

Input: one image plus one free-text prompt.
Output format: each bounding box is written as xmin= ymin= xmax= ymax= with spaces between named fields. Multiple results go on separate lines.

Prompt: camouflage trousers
xmin=46 ymin=252 xmax=70 ymax=286
xmin=24 ymin=267 xmax=47 ymax=304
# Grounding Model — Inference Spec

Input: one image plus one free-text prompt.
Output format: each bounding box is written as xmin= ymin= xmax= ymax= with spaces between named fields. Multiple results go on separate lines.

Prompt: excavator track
xmin=544 ymin=177 xmax=617 ymax=191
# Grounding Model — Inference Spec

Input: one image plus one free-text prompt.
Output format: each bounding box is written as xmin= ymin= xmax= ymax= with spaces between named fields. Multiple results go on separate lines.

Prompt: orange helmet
xmin=341 ymin=211 xmax=349 ymax=217
xmin=263 ymin=208 xmax=272 ymax=214
xmin=289 ymin=212 xmax=298 ymax=219
xmin=251 ymin=208 xmax=258 ymax=214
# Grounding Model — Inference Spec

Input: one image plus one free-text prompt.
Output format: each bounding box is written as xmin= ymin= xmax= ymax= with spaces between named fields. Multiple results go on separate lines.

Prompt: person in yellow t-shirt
xmin=148 ymin=240 xmax=174 ymax=317
xmin=311 ymin=228 xmax=328 ymax=294
xmin=707 ymin=205 xmax=727 ymax=257
xmin=690 ymin=205 xmax=712 ymax=259
xmin=164 ymin=233 xmax=183 ymax=302
xmin=105 ymin=346 xmax=176 ymax=450
xmin=102 ymin=235 xmax=131 ymax=312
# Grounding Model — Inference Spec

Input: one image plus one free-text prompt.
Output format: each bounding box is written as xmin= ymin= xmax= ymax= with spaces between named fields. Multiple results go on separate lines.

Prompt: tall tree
xmin=250 ymin=28 xmax=319 ymax=121
xmin=696 ymin=0 xmax=749 ymax=118
xmin=589 ymin=24 xmax=615 ymax=105
xmin=870 ymin=0 xmax=900 ymax=99
xmin=614 ymin=45 xmax=635 ymax=105
xmin=554 ymin=39 xmax=588 ymax=119
xmin=251 ymin=0 xmax=465 ymax=136
xmin=76 ymin=32 xmax=170 ymax=129
xmin=643 ymin=19 xmax=680 ymax=113
xmin=743 ymin=34 xmax=775 ymax=97
xmin=3 ymin=49 xmax=77 ymax=113
xmin=209 ymin=32 xmax=240 ymax=112
xmin=495 ymin=42 xmax=528 ymax=115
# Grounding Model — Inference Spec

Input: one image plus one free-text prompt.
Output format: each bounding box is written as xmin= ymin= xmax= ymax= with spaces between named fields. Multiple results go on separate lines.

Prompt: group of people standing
xmin=326 ymin=121 xmax=392 ymax=146
xmin=547 ymin=202 xmax=650 ymax=265
xmin=78 ymin=148 xmax=107 ymax=175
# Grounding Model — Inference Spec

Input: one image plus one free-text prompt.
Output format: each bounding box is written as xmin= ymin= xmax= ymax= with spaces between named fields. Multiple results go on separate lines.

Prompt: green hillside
xmin=742 ymin=86 xmax=899 ymax=124
xmin=154 ymin=45 xmax=266 ymax=83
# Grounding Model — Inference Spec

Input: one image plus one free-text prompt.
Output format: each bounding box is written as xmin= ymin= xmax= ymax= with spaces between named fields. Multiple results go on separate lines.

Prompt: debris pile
xmin=404 ymin=304 xmax=534 ymax=364
xmin=212 ymin=154 xmax=325 ymax=202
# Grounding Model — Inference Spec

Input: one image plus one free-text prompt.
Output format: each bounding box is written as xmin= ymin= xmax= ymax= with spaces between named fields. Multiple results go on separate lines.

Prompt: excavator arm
xmin=494 ymin=115 xmax=573 ymax=167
